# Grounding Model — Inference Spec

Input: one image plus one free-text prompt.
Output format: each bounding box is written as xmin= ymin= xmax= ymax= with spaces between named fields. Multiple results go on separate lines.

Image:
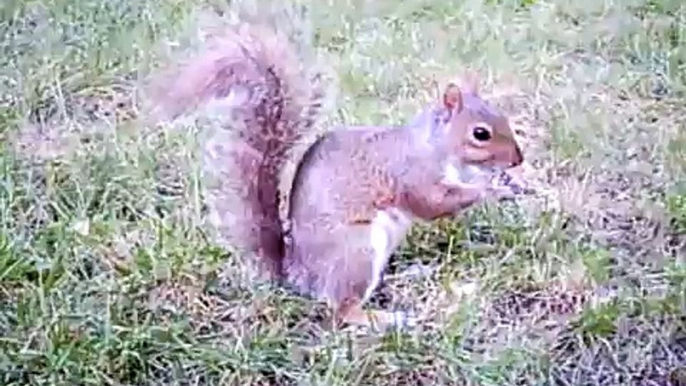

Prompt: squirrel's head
xmin=432 ymin=77 xmax=523 ymax=172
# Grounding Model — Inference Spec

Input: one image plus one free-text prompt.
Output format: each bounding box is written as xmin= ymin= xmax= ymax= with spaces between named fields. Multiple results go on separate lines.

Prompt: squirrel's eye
xmin=473 ymin=126 xmax=492 ymax=141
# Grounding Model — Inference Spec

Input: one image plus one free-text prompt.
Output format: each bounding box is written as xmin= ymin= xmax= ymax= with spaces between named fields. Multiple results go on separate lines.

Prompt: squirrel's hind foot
xmin=333 ymin=302 xmax=418 ymax=333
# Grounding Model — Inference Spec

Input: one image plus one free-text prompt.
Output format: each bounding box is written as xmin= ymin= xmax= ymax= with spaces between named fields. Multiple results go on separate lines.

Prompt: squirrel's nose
xmin=511 ymin=146 xmax=524 ymax=167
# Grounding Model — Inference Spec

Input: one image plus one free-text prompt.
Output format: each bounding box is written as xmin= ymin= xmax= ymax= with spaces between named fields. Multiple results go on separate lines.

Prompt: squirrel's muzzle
xmin=510 ymin=145 xmax=524 ymax=168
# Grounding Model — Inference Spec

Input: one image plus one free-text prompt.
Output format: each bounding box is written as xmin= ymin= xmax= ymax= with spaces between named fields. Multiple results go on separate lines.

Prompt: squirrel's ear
xmin=460 ymin=72 xmax=480 ymax=95
xmin=443 ymin=83 xmax=464 ymax=112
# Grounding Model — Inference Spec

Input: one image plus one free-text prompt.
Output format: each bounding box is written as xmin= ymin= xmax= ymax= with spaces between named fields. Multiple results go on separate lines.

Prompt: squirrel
xmin=145 ymin=22 xmax=524 ymax=332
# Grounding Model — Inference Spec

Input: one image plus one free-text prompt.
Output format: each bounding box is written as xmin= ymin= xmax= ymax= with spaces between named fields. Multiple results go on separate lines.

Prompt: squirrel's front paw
xmin=487 ymin=184 xmax=517 ymax=200
xmin=487 ymin=170 xmax=533 ymax=200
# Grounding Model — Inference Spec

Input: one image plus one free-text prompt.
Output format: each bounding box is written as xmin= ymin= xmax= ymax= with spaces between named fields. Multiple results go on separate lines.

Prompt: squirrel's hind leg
xmin=330 ymin=209 xmax=417 ymax=332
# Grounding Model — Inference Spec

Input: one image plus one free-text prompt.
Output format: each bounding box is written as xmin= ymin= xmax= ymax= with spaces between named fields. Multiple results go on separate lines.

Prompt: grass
xmin=1 ymin=0 xmax=685 ymax=384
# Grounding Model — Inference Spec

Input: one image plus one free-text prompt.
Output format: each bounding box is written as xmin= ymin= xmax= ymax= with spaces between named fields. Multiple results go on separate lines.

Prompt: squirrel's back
xmin=145 ymin=22 xmax=328 ymax=279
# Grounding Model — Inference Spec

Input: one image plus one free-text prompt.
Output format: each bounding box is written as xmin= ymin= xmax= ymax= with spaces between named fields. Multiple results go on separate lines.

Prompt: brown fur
xmin=146 ymin=23 xmax=523 ymax=331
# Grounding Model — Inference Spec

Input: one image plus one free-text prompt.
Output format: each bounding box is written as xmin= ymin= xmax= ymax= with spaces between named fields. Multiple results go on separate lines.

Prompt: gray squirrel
xmin=146 ymin=23 xmax=524 ymax=331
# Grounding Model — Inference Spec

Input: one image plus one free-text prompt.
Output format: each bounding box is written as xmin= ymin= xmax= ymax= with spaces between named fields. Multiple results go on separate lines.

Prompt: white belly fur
xmin=364 ymin=207 xmax=414 ymax=303
xmin=442 ymin=162 xmax=490 ymax=186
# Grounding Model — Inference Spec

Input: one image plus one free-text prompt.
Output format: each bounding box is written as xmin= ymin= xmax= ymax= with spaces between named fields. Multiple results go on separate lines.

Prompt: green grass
xmin=1 ymin=0 xmax=686 ymax=384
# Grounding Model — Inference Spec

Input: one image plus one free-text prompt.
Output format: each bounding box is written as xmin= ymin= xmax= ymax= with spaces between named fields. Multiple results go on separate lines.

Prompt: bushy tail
xmin=145 ymin=22 xmax=328 ymax=279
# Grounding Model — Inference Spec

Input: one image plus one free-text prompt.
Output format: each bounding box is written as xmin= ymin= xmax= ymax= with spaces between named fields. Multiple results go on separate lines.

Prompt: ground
xmin=1 ymin=0 xmax=685 ymax=385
